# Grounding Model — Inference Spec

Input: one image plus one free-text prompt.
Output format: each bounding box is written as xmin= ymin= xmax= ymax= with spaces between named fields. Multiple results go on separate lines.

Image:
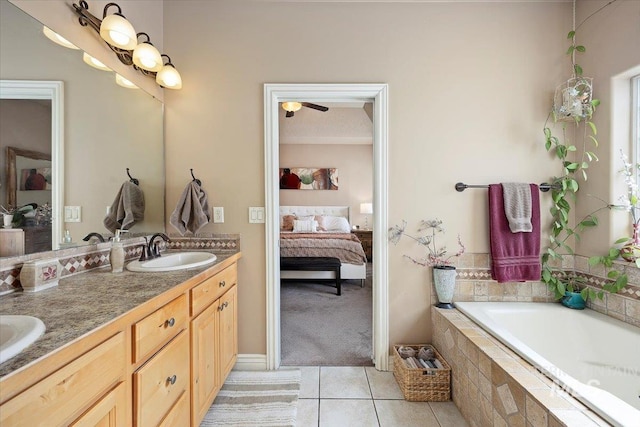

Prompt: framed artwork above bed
xmin=279 ymin=167 xmax=338 ymax=190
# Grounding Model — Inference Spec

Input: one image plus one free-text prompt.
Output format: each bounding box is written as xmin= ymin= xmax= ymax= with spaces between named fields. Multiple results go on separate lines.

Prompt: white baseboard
xmin=233 ymin=353 xmax=268 ymax=371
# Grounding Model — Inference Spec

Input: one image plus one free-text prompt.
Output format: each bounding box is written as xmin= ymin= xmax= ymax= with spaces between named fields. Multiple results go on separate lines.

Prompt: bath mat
xmin=201 ymin=369 xmax=301 ymax=426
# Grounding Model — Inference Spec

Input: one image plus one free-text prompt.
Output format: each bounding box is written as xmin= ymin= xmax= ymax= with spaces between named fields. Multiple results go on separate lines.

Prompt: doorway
xmin=264 ymin=83 xmax=389 ymax=370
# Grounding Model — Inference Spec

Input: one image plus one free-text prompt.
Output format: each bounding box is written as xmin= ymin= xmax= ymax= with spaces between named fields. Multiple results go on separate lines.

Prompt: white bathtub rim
xmin=454 ymin=302 xmax=640 ymax=427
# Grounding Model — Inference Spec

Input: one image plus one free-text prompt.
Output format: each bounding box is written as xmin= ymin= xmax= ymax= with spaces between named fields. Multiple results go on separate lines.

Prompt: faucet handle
xmin=139 ymin=237 xmax=152 ymax=261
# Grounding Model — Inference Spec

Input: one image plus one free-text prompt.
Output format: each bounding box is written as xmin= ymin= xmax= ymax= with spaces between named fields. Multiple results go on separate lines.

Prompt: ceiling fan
xmin=281 ymin=101 xmax=329 ymax=118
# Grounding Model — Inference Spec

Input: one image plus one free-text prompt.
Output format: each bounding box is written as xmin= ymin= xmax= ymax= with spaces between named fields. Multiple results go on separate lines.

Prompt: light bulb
xmin=100 ymin=14 xmax=137 ymax=50
xmin=133 ymin=42 xmax=162 ymax=72
xmin=156 ymin=65 xmax=182 ymax=89
xmin=43 ymin=26 xmax=78 ymax=49
xmin=282 ymin=102 xmax=302 ymax=112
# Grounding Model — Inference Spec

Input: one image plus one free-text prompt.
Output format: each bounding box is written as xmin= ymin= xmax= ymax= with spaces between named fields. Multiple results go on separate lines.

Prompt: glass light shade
xmin=282 ymin=102 xmax=302 ymax=112
xmin=156 ymin=65 xmax=182 ymax=89
xmin=43 ymin=26 xmax=78 ymax=49
xmin=360 ymin=203 xmax=373 ymax=214
xmin=100 ymin=14 xmax=137 ymax=50
xmin=82 ymin=52 xmax=111 ymax=71
xmin=115 ymin=73 xmax=138 ymax=89
xmin=132 ymin=42 xmax=162 ymax=72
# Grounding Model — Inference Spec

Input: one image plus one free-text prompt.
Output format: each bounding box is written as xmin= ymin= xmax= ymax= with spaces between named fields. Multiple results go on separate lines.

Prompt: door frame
xmin=263 ymin=83 xmax=389 ymax=370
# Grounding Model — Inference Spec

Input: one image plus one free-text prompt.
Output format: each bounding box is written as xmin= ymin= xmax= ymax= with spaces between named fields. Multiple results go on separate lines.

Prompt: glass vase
xmin=620 ymin=223 xmax=640 ymax=262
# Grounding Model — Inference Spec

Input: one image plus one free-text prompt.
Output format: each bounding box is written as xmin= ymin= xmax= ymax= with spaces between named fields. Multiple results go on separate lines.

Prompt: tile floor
xmin=294 ymin=366 xmax=469 ymax=426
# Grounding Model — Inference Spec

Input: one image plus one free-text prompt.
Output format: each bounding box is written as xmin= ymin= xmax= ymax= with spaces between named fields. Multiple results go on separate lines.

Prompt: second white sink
xmin=126 ymin=252 xmax=217 ymax=272
xmin=0 ymin=315 xmax=46 ymax=364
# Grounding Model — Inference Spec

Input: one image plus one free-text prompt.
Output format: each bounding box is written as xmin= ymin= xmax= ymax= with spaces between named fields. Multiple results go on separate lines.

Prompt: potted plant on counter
xmin=389 ymin=219 xmax=465 ymax=309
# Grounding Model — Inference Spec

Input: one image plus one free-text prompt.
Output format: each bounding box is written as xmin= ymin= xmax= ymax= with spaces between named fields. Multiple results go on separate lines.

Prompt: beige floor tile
xmin=319 ymin=399 xmax=378 ymax=427
xmin=429 ymin=401 xmax=470 ymax=427
xmin=365 ymin=367 xmax=403 ymax=400
xmin=298 ymin=366 xmax=320 ymax=398
xmin=320 ymin=367 xmax=371 ymax=399
xmin=296 ymin=399 xmax=319 ymax=427
xmin=375 ymin=400 xmax=440 ymax=426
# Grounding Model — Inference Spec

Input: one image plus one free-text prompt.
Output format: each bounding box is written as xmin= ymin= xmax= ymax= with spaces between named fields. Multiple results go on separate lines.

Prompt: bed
xmin=279 ymin=206 xmax=367 ymax=281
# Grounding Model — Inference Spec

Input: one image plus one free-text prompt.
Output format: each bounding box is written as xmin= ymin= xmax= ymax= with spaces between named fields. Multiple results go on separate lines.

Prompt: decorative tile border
xmin=0 ymin=234 xmax=240 ymax=295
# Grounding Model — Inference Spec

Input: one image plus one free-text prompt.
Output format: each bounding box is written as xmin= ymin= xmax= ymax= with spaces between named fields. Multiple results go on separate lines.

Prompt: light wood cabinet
xmin=0 ymin=255 xmax=241 ymax=427
xmin=0 ymin=332 xmax=126 ymax=426
xmin=134 ymin=330 xmax=189 ymax=427
xmin=70 ymin=381 xmax=127 ymax=427
xmin=190 ymin=264 xmax=238 ymax=427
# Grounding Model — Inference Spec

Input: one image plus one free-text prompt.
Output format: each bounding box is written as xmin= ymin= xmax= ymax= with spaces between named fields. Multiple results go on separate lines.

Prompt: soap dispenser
xmin=110 ymin=229 xmax=128 ymax=273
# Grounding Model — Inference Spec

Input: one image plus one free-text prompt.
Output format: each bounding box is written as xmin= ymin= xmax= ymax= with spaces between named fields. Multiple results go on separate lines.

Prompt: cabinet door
xmin=218 ymin=285 xmax=237 ymax=382
xmin=70 ymin=382 xmax=126 ymax=427
xmin=190 ymin=302 xmax=220 ymax=426
xmin=134 ymin=330 xmax=189 ymax=427
xmin=158 ymin=390 xmax=189 ymax=427
xmin=0 ymin=332 xmax=125 ymax=426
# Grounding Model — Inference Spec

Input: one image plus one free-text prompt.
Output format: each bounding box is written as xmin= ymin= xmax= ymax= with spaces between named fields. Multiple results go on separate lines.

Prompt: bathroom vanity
xmin=0 ymin=252 xmax=241 ymax=427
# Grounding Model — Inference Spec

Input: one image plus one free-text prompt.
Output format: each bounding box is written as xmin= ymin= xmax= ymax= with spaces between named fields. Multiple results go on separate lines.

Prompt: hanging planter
xmin=553 ymin=76 xmax=594 ymax=121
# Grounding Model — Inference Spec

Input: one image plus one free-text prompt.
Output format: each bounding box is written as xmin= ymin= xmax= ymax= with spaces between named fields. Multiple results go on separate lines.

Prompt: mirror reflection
xmin=0 ymin=0 xmax=165 ymax=258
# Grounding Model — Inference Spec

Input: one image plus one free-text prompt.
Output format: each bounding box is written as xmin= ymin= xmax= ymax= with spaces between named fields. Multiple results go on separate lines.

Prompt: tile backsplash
xmin=443 ymin=252 xmax=640 ymax=328
xmin=0 ymin=234 xmax=240 ymax=296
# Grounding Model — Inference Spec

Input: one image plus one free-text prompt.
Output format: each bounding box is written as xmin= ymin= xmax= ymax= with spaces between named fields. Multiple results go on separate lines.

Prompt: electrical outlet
xmin=213 ymin=207 xmax=224 ymax=223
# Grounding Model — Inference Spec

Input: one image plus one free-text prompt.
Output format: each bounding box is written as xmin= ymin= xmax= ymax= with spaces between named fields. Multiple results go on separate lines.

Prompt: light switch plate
xmin=213 ymin=207 xmax=224 ymax=223
xmin=64 ymin=206 xmax=81 ymax=223
xmin=249 ymin=207 xmax=265 ymax=223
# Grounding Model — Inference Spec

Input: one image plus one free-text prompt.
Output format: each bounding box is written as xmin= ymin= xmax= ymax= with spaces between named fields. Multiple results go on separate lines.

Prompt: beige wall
xmin=279 ymin=144 xmax=373 ymax=227
xmin=575 ymin=0 xmax=640 ymax=255
xmin=163 ymin=1 xmax=572 ymax=354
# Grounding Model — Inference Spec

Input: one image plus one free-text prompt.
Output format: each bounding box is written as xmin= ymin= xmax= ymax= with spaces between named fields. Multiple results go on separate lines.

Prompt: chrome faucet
xmin=82 ymin=232 xmax=105 ymax=243
xmin=148 ymin=233 xmax=170 ymax=258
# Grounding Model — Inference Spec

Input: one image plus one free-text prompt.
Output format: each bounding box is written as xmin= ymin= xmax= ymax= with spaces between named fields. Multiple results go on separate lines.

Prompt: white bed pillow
xmin=293 ymin=219 xmax=318 ymax=233
xmin=319 ymin=215 xmax=351 ymax=233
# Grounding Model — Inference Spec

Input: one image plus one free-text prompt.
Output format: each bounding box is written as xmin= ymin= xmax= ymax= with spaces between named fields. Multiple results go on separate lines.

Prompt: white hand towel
xmin=103 ymin=181 xmax=145 ymax=233
xmin=501 ymin=182 xmax=532 ymax=233
xmin=170 ymin=181 xmax=211 ymax=236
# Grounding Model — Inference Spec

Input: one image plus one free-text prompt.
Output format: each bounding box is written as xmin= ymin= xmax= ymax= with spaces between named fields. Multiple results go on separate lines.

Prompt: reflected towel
xmin=489 ymin=184 xmax=541 ymax=282
xmin=502 ymin=182 xmax=532 ymax=233
xmin=103 ymin=181 xmax=145 ymax=233
xmin=170 ymin=181 xmax=210 ymax=236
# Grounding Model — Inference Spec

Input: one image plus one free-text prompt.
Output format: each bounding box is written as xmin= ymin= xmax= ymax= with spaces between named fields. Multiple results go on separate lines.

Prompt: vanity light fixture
xmin=155 ymin=55 xmax=182 ymax=90
xmin=282 ymin=102 xmax=303 ymax=113
xmin=115 ymin=73 xmax=138 ymax=89
xmin=132 ymin=33 xmax=162 ymax=72
xmin=43 ymin=26 xmax=79 ymax=50
xmin=99 ymin=3 xmax=137 ymax=50
xmin=82 ymin=52 xmax=111 ymax=71
xmin=72 ymin=0 xmax=183 ymax=90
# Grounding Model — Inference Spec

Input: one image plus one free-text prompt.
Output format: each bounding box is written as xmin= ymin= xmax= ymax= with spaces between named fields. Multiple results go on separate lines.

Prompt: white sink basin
xmin=126 ymin=252 xmax=217 ymax=272
xmin=0 ymin=315 xmax=46 ymax=364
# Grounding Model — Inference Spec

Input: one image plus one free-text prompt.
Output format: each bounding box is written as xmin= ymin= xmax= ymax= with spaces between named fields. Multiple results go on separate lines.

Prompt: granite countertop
xmin=0 ymin=251 xmax=237 ymax=379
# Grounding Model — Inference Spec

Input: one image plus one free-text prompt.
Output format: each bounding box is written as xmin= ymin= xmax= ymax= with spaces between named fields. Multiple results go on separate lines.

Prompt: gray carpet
xmin=280 ymin=263 xmax=373 ymax=366
xmin=202 ymin=369 xmax=300 ymax=426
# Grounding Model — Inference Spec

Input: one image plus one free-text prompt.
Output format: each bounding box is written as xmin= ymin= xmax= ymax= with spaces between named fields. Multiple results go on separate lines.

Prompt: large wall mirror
xmin=0 ymin=0 xmax=165 ymax=258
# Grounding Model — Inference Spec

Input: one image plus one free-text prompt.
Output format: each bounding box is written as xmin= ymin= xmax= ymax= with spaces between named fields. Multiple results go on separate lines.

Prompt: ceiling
xmin=279 ymin=102 xmax=373 ymax=145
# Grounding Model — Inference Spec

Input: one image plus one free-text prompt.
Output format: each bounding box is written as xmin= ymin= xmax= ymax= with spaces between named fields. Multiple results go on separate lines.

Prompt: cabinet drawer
xmin=158 ymin=390 xmax=189 ymax=427
xmin=133 ymin=294 xmax=187 ymax=363
xmin=191 ymin=263 xmax=237 ymax=315
xmin=1 ymin=332 xmax=125 ymax=426
xmin=134 ymin=330 xmax=189 ymax=427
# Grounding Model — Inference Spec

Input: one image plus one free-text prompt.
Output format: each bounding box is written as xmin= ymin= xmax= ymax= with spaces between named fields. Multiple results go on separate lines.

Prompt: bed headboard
xmin=279 ymin=206 xmax=350 ymax=224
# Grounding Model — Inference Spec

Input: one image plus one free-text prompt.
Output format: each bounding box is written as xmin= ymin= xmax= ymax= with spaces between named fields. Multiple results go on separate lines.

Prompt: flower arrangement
xmin=388 ymin=219 xmax=465 ymax=267
xmin=614 ymin=150 xmax=640 ymax=233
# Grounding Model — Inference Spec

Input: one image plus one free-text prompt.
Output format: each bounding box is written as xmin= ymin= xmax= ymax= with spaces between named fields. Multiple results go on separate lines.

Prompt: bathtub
xmin=455 ymin=302 xmax=640 ymax=427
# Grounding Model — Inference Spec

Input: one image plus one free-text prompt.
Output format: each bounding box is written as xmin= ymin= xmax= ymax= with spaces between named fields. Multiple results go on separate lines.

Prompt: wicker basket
xmin=393 ymin=344 xmax=451 ymax=402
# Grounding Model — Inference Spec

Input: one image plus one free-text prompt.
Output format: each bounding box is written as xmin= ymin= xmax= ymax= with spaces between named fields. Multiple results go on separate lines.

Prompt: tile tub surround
xmin=436 ymin=252 xmax=640 ymax=328
xmin=0 ymin=234 xmax=240 ymax=295
xmin=0 ymin=251 xmax=240 ymax=378
xmin=431 ymin=307 xmax=611 ymax=427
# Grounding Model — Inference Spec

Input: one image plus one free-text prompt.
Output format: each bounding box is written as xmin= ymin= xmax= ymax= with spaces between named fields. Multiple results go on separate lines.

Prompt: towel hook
xmin=190 ymin=168 xmax=202 ymax=186
xmin=126 ymin=168 xmax=139 ymax=185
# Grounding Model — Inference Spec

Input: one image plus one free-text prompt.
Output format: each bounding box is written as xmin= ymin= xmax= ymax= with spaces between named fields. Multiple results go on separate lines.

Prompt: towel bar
xmin=455 ymin=182 xmax=555 ymax=192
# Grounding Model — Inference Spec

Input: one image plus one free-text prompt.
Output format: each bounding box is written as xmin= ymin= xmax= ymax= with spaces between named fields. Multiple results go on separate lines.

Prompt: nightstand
xmin=352 ymin=229 xmax=373 ymax=262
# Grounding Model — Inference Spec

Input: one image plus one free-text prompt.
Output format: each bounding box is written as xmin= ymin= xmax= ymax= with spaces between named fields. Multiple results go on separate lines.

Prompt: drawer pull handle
xmin=218 ymin=301 xmax=229 ymax=311
xmin=165 ymin=317 xmax=176 ymax=327
xmin=167 ymin=375 xmax=177 ymax=385
xmin=219 ymin=280 xmax=226 ymax=287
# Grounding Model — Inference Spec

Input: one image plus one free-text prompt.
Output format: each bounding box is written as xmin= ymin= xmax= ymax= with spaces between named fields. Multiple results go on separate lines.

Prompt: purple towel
xmin=489 ymin=184 xmax=541 ymax=282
